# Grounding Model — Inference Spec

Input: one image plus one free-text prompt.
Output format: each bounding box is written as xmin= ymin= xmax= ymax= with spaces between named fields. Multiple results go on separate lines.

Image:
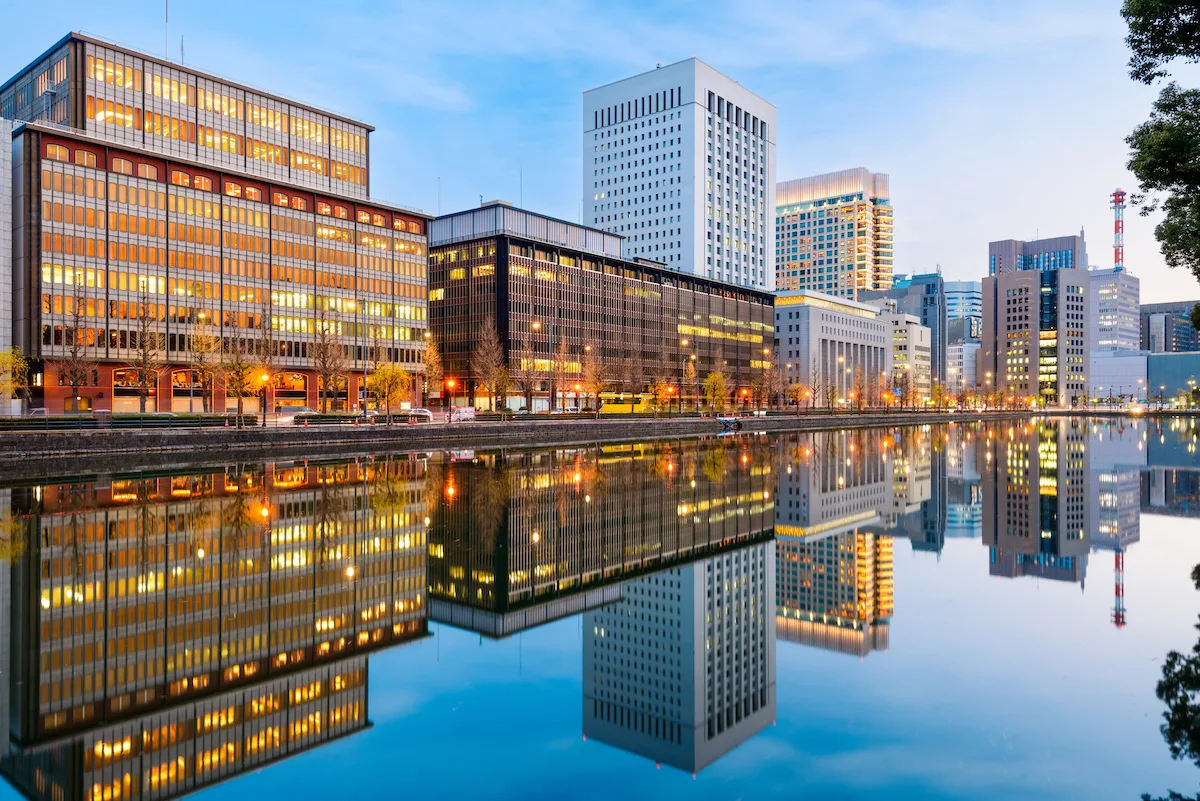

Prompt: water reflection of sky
xmin=1 ymin=418 xmax=1199 ymax=800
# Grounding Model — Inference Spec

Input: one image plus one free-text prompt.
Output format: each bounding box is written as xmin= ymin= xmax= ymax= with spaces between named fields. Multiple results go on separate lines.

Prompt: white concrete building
xmin=1089 ymin=267 xmax=1141 ymax=352
xmin=775 ymin=291 xmax=892 ymax=407
xmin=1089 ymin=350 xmax=1148 ymax=402
xmin=583 ymin=59 xmax=776 ymax=291
xmin=947 ymin=341 xmax=980 ymax=396
xmin=775 ymin=168 xmax=892 ymax=297
xmin=872 ymin=303 xmax=932 ymax=401
xmin=582 ymin=542 xmax=776 ymax=773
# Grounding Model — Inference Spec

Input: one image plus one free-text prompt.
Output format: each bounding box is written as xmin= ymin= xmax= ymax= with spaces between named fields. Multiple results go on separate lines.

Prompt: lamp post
xmin=446 ymin=378 xmax=456 ymax=423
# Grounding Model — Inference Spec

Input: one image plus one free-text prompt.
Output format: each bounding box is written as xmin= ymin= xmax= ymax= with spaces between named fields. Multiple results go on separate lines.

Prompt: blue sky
xmin=2 ymin=0 xmax=1190 ymax=301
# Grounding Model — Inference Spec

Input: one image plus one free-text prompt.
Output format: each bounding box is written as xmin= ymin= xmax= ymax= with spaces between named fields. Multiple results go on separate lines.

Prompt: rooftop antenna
xmin=1111 ymin=188 xmax=1126 ymax=272
xmin=180 ymin=35 xmax=184 ymax=66
xmin=479 ymin=194 xmax=483 ymax=207
xmin=165 ymin=0 xmax=169 ymax=61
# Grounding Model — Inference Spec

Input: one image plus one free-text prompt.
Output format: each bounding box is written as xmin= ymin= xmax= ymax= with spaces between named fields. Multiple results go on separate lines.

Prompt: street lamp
xmin=446 ymin=378 xmax=456 ymax=422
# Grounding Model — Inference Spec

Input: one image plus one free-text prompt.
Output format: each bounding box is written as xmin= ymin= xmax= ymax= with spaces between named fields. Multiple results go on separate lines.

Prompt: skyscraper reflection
xmin=582 ymin=541 xmax=776 ymax=773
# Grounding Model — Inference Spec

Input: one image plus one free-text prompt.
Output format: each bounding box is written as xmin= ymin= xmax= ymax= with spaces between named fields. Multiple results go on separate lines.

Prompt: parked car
xmin=450 ymin=407 xmax=476 ymax=422
xmin=407 ymin=408 xmax=434 ymax=424
xmin=278 ymin=407 xmax=315 ymax=426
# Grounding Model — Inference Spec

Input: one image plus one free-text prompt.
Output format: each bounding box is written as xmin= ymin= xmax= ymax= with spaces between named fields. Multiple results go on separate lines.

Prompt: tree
xmin=683 ymin=358 xmax=698 ymax=413
xmin=493 ymin=365 xmax=513 ymax=418
xmin=703 ymin=370 xmax=728 ymax=414
xmin=255 ymin=297 xmax=280 ymax=425
xmin=220 ymin=334 xmax=258 ymax=428
xmin=128 ymin=290 xmax=166 ymax=414
xmin=1122 ymin=2 xmax=1200 ymax=298
xmin=510 ymin=331 xmax=539 ymax=412
xmin=189 ymin=316 xmax=222 ymax=413
xmin=551 ymin=338 xmax=572 ymax=412
xmin=48 ymin=281 xmax=97 ymax=413
xmin=931 ymin=383 xmax=950 ymax=410
xmin=810 ymin=365 xmax=824 ymax=411
xmin=311 ymin=310 xmax=348 ymax=414
xmin=753 ymin=364 xmax=781 ymax=410
xmin=368 ymin=363 xmax=411 ymax=423
xmin=852 ymin=367 xmax=867 ymax=412
xmin=470 ymin=315 xmax=506 ymax=412
xmin=824 ymin=379 xmax=838 ymax=410
xmin=786 ymin=382 xmax=808 ymax=416
xmin=423 ymin=335 xmax=444 ymax=409
xmin=648 ymin=376 xmax=672 ymax=417
xmin=581 ymin=348 xmax=607 ymax=418
xmin=0 ymin=347 xmax=29 ymax=415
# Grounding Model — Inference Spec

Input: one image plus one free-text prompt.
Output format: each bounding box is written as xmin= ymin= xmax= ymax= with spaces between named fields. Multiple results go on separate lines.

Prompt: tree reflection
xmin=1143 ymin=564 xmax=1200 ymax=801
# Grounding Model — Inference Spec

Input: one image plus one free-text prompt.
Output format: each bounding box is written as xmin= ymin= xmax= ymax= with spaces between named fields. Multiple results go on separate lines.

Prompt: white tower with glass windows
xmin=583 ymin=58 xmax=777 ymax=291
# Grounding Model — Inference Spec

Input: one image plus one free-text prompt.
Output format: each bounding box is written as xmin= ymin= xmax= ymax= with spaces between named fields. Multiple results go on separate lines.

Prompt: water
xmin=0 ymin=417 xmax=1198 ymax=800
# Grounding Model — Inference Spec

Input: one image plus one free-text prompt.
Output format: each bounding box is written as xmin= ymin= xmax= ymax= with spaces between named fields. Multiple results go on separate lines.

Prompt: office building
xmin=775 ymin=290 xmax=891 ymax=406
xmin=1141 ymin=300 xmax=1200 ymax=353
xmin=1147 ymin=352 xmax=1200 ymax=402
xmin=878 ymin=305 xmax=932 ymax=402
xmin=429 ymin=202 xmax=774 ymax=411
xmin=1 ymin=33 xmax=430 ymax=414
xmin=775 ymin=168 xmax=893 ymax=297
xmin=582 ymin=542 xmax=776 ymax=773
xmin=429 ymin=439 xmax=775 ymax=638
xmin=582 ymin=59 xmax=776 ymax=290
xmin=948 ymin=316 xmax=980 ymax=344
xmin=945 ymin=279 xmax=982 ymax=325
xmin=980 ymin=234 xmax=1091 ymax=406
xmin=1089 ymin=267 xmax=1140 ymax=352
xmin=979 ymin=421 xmax=1091 ymax=585
xmin=947 ymin=340 xmax=979 ymax=396
xmin=947 ymin=430 xmax=982 ymax=538
xmin=0 ymin=120 xmax=12 ymax=356
xmin=1089 ymin=350 xmax=1147 ymax=401
xmin=861 ymin=271 xmax=946 ymax=383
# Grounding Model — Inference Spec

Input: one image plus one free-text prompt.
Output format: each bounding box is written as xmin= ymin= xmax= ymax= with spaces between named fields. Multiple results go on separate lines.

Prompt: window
xmin=334 ymin=206 xmax=348 ymax=220
xmin=137 ymin=164 xmax=158 ymax=180
xmin=194 ymin=176 xmax=212 ymax=191
xmin=244 ymin=187 xmax=262 ymax=201
xmin=372 ymin=213 xmax=384 ymax=227
xmin=74 ymin=150 xmax=97 ymax=168
xmin=290 ymin=197 xmax=306 ymax=211
xmin=112 ymin=158 xmax=133 ymax=176
xmin=318 ymin=202 xmax=332 ymax=216
xmin=273 ymin=192 xmax=289 ymax=207
xmin=45 ymin=144 xmax=69 ymax=163
xmin=357 ymin=210 xmax=371 ymax=224
xmin=224 ymin=181 xmax=242 ymax=198
xmin=408 ymin=221 xmax=421 ymax=234
xmin=170 ymin=170 xmax=190 ymax=187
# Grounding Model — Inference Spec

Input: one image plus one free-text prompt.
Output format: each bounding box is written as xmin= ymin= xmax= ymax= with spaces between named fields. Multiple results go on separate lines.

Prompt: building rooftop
xmin=775 ymin=290 xmax=882 ymax=319
xmin=777 ymin=168 xmax=889 ymax=207
xmin=583 ymin=56 xmax=776 ymax=107
xmin=2 ymin=31 xmax=375 ymax=131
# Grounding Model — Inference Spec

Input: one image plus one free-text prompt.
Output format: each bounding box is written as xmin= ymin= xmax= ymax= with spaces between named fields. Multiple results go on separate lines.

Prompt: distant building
xmin=1089 ymin=267 xmax=1140 ymax=352
xmin=775 ymin=290 xmax=892 ymax=407
xmin=775 ymin=168 xmax=893 ymax=297
xmin=947 ymin=340 xmax=980 ymax=396
xmin=583 ymin=58 xmax=777 ymax=290
xmin=1089 ymin=350 xmax=1147 ymax=401
xmin=860 ymin=271 xmax=947 ymax=383
xmin=1147 ymin=352 xmax=1200 ymax=402
xmin=1141 ymin=300 xmax=1200 ymax=353
xmin=980 ymin=234 xmax=1091 ymax=406
xmin=876 ymin=303 xmax=932 ymax=401
xmin=948 ymin=316 xmax=980 ymax=343
xmin=583 ymin=541 xmax=776 ymax=773
xmin=945 ymin=279 xmax=982 ymax=325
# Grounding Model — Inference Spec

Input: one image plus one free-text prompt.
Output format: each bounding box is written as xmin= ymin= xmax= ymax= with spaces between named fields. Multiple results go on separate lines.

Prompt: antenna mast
xmin=1111 ymin=188 xmax=1126 ymax=272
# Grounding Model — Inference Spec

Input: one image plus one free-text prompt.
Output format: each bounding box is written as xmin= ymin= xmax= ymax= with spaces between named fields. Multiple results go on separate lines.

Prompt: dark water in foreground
xmin=0 ymin=417 xmax=1197 ymax=800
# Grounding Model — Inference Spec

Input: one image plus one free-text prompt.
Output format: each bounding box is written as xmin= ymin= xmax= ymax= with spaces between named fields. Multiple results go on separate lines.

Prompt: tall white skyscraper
xmin=582 ymin=58 xmax=777 ymax=290
xmin=1089 ymin=267 xmax=1141 ymax=352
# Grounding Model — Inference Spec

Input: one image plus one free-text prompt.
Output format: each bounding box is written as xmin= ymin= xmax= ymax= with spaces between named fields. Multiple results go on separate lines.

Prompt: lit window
xmin=224 ymin=181 xmax=242 ymax=198
xmin=112 ymin=158 xmax=133 ymax=176
xmin=74 ymin=150 xmax=97 ymax=168
xmin=372 ymin=213 xmax=384 ymax=227
xmin=334 ymin=206 xmax=348 ymax=220
xmin=317 ymin=202 xmax=332 ymax=216
xmin=357 ymin=210 xmax=370 ymax=224
xmin=408 ymin=221 xmax=421 ymax=234
xmin=45 ymin=144 xmax=69 ymax=162
xmin=194 ymin=176 xmax=212 ymax=191
xmin=244 ymin=187 xmax=262 ymax=201
xmin=170 ymin=170 xmax=190 ymax=187
xmin=273 ymin=192 xmax=288 ymax=207
xmin=392 ymin=217 xmax=406 ymax=231
xmin=291 ymin=197 xmax=306 ymax=211
xmin=137 ymin=164 xmax=158 ymax=180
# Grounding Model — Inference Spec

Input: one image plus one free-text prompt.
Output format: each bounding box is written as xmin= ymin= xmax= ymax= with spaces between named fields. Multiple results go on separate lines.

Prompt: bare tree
xmin=810 ymin=365 xmax=824 ymax=411
xmin=189 ymin=315 xmax=222 ymax=413
xmin=581 ymin=347 xmax=607 ymax=418
xmin=753 ymin=365 xmax=781 ymax=410
xmin=470 ymin=314 xmax=506 ymax=412
xmin=510 ymin=330 xmax=539 ymax=411
xmin=852 ymin=367 xmax=867 ymax=412
xmin=220 ymin=334 xmax=258 ymax=428
xmin=422 ymin=334 xmax=444 ymax=409
xmin=48 ymin=280 xmax=98 ymax=413
xmin=683 ymin=358 xmax=697 ymax=413
xmin=787 ymin=381 xmax=808 ymax=416
xmin=551 ymin=338 xmax=572 ymax=412
xmin=255 ymin=297 xmax=280 ymax=425
xmin=311 ymin=310 xmax=348 ymax=414
xmin=128 ymin=289 xmax=166 ymax=413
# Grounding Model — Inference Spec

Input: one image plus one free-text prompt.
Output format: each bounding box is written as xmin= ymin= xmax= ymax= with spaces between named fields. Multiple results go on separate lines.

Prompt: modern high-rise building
xmin=775 ymin=290 xmax=892 ymax=407
xmin=582 ymin=542 xmax=776 ymax=773
xmin=0 ymin=120 xmax=12 ymax=357
xmin=1140 ymin=300 xmax=1200 ymax=353
xmin=1 ymin=33 xmax=431 ymax=414
xmin=876 ymin=304 xmax=932 ymax=402
xmin=1088 ymin=267 xmax=1140 ymax=352
xmin=774 ymin=168 xmax=893 ymax=298
xmin=980 ymin=234 xmax=1091 ymax=406
xmin=860 ymin=271 xmax=946 ymax=384
xmin=582 ymin=59 xmax=776 ymax=290
xmin=945 ymin=279 xmax=982 ymax=325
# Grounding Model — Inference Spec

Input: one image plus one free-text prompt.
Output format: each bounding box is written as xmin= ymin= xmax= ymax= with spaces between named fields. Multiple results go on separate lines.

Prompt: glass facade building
xmin=2 ymin=34 xmax=430 ymax=414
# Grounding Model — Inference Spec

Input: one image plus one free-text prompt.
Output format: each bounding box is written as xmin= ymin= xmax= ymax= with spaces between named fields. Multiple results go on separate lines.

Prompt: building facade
xmin=1089 ymin=267 xmax=1140 ymax=352
xmin=582 ymin=58 xmax=776 ymax=291
xmin=879 ymin=307 xmax=932 ymax=402
xmin=1089 ymin=350 xmax=1147 ymax=401
xmin=582 ymin=541 xmax=776 ymax=773
xmin=775 ymin=291 xmax=892 ymax=407
xmin=774 ymin=168 xmax=893 ymax=297
xmin=860 ymin=271 xmax=946 ymax=384
xmin=945 ymin=279 xmax=982 ymax=326
xmin=1140 ymin=300 xmax=1200 ymax=353
xmin=980 ymin=235 xmax=1091 ymax=406
xmin=947 ymin=340 xmax=979 ymax=396
xmin=3 ymin=34 xmax=430 ymax=414
xmin=429 ymin=202 xmax=774 ymax=410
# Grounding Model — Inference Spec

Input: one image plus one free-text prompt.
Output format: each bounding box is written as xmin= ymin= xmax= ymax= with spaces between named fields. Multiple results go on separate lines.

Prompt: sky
xmin=2 ymin=0 xmax=1194 ymax=302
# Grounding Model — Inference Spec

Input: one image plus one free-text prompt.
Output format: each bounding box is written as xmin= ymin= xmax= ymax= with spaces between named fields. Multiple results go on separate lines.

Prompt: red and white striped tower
xmin=1111 ymin=188 xmax=1126 ymax=272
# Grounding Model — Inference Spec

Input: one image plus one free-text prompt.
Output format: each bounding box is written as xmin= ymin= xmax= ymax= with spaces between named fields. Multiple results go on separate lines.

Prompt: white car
xmin=450 ymin=407 xmax=476 ymax=422
xmin=407 ymin=408 xmax=434 ymax=424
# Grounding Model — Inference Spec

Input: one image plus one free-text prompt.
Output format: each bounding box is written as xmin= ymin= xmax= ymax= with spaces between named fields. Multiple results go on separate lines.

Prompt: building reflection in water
xmin=0 ymin=457 xmax=431 ymax=800
xmin=427 ymin=438 xmax=776 ymax=638
xmin=582 ymin=541 xmax=776 ymax=774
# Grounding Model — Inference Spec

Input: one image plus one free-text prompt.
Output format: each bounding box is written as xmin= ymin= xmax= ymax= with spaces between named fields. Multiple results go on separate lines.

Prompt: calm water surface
xmin=0 ymin=417 xmax=1198 ymax=800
